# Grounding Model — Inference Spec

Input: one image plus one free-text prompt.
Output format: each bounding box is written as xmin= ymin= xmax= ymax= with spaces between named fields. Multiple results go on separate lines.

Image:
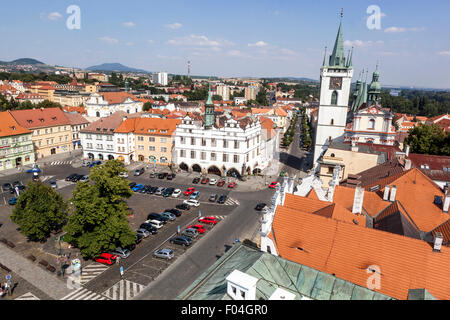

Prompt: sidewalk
xmin=0 ymin=244 xmax=73 ymax=300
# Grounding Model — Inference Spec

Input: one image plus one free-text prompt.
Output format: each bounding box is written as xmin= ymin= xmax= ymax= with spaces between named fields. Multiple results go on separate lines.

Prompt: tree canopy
xmin=64 ymin=160 xmax=136 ymax=258
xmin=404 ymin=124 xmax=450 ymax=156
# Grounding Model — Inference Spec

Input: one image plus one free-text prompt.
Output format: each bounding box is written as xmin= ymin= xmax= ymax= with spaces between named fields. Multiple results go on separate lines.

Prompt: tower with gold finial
xmin=204 ymin=84 xmax=215 ymax=128
xmin=313 ymin=9 xmax=354 ymax=166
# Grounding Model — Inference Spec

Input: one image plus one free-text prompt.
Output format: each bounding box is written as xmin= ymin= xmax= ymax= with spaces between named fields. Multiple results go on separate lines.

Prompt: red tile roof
xmin=10 ymin=108 xmax=70 ymax=129
xmin=0 ymin=112 xmax=32 ymax=138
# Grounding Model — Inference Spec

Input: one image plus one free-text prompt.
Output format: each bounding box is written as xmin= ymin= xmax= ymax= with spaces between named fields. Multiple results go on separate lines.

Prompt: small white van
xmin=147 ymin=220 xmax=164 ymax=229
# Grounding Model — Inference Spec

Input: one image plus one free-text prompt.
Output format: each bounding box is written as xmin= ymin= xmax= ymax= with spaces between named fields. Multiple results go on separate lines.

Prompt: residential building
xmin=152 ymin=72 xmax=168 ymax=86
xmin=15 ymin=93 xmax=44 ymax=104
xmin=313 ymin=16 xmax=354 ymax=165
xmin=216 ymin=84 xmax=230 ymax=101
xmin=10 ymin=108 xmax=73 ymax=159
xmin=53 ymin=90 xmax=90 ymax=107
xmin=244 ymin=86 xmax=258 ymax=101
xmin=85 ymin=91 xmax=143 ymax=118
xmin=0 ymin=111 xmax=35 ymax=171
xmin=64 ymin=112 xmax=89 ymax=150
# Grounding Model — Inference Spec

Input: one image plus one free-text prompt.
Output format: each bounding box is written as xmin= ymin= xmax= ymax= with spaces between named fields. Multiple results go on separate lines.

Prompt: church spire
xmin=204 ymin=83 xmax=215 ymax=128
xmin=329 ymin=9 xmax=346 ymax=68
xmin=347 ymin=47 xmax=353 ymax=67
xmin=206 ymin=83 xmax=213 ymax=105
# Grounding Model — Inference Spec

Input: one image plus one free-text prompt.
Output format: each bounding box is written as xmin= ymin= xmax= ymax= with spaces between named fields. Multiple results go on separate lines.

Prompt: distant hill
xmin=86 ymin=63 xmax=149 ymax=74
xmin=0 ymin=58 xmax=45 ymax=65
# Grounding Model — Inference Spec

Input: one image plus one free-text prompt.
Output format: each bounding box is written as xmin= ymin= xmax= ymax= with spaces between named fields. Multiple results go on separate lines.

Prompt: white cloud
xmin=227 ymin=50 xmax=245 ymax=57
xmin=248 ymin=41 xmax=269 ymax=47
xmin=100 ymin=37 xmax=119 ymax=45
xmin=165 ymin=22 xmax=183 ymax=30
xmin=167 ymin=34 xmax=233 ymax=47
xmin=123 ymin=22 xmax=136 ymax=28
xmin=148 ymin=40 xmax=154 ymax=44
xmin=47 ymin=12 xmax=62 ymax=21
xmin=385 ymin=26 xmax=426 ymax=33
xmin=438 ymin=51 xmax=450 ymax=56
xmin=344 ymin=40 xmax=384 ymax=47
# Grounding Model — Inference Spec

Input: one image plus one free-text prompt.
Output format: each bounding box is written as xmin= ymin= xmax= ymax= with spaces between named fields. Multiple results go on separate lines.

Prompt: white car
xmin=209 ymin=178 xmax=217 ymax=185
xmin=172 ymin=189 xmax=182 ymax=198
xmin=183 ymin=199 xmax=200 ymax=207
xmin=147 ymin=219 xmax=164 ymax=229
xmin=119 ymin=172 xmax=129 ymax=178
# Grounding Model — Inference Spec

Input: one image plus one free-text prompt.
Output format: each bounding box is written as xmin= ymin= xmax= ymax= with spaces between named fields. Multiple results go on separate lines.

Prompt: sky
xmin=1 ymin=0 xmax=450 ymax=89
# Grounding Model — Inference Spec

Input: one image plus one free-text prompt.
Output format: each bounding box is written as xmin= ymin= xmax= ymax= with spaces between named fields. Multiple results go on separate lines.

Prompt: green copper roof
xmin=329 ymin=17 xmax=346 ymax=68
xmin=206 ymin=84 xmax=213 ymax=105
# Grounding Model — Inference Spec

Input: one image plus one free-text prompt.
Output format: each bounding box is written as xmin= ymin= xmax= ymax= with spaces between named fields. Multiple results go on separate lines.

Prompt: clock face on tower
xmin=329 ymin=77 xmax=343 ymax=90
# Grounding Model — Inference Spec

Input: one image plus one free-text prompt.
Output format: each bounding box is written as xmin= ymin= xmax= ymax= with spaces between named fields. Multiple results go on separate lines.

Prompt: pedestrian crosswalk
xmin=79 ymin=262 xmax=110 ymax=285
xmin=224 ymin=198 xmax=239 ymax=206
xmin=50 ymin=161 xmax=73 ymax=166
xmin=61 ymin=287 xmax=109 ymax=300
xmin=15 ymin=292 xmax=40 ymax=300
xmin=102 ymin=280 xmax=145 ymax=300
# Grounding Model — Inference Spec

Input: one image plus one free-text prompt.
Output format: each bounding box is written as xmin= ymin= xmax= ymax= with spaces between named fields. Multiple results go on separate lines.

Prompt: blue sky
xmin=1 ymin=0 xmax=450 ymax=88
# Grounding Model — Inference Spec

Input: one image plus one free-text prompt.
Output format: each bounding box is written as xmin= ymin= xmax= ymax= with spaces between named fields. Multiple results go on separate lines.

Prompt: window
xmin=106 ymin=136 xmax=113 ymax=141
xmin=211 ymin=138 xmax=216 ymax=147
xmin=180 ymin=137 xmax=185 ymax=144
xmin=234 ymin=141 xmax=239 ymax=149
xmin=201 ymin=152 xmax=206 ymax=160
xmin=191 ymin=151 xmax=196 ymax=159
xmin=330 ymin=119 xmax=334 ymax=125
xmin=160 ymin=138 xmax=167 ymax=143
xmin=223 ymin=140 xmax=228 ymax=148
xmin=328 ymin=167 xmax=334 ymax=174
xmin=161 ymin=147 xmax=167 ymax=153
xmin=201 ymin=139 xmax=206 ymax=146
xmin=223 ymin=153 xmax=228 ymax=162
xmin=232 ymin=286 xmax=237 ymax=295
xmin=211 ymin=153 xmax=216 ymax=161
xmin=233 ymin=155 xmax=239 ymax=163
xmin=149 ymin=146 xmax=156 ymax=151
xmin=368 ymin=119 xmax=375 ymax=130
xmin=138 ymin=136 xmax=144 ymax=141
xmin=180 ymin=150 xmax=185 ymax=158
xmin=149 ymin=137 xmax=155 ymax=142
xmin=138 ymin=145 xmax=144 ymax=150
xmin=160 ymin=130 xmax=167 ymax=134
xmin=86 ymin=134 xmax=92 ymax=140
xmin=241 ymin=291 xmax=246 ymax=299
xmin=191 ymin=138 xmax=196 ymax=145
xmin=331 ymin=91 xmax=338 ymax=105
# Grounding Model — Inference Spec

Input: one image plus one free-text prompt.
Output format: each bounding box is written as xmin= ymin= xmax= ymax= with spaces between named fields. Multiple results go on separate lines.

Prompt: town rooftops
xmin=81 ymin=111 xmax=140 ymax=135
xmin=0 ymin=112 xmax=32 ymax=138
xmin=97 ymin=92 xmax=140 ymax=105
xmin=115 ymin=117 xmax=181 ymax=135
xmin=64 ymin=112 xmax=89 ymax=126
xmin=10 ymin=107 xmax=70 ymax=129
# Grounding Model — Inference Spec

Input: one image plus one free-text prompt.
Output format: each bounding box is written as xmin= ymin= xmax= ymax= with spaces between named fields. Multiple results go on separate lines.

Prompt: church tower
xmin=204 ymin=84 xmax=215 ymax=128
xmin=313 ymin=11 xmax=354 ymax=165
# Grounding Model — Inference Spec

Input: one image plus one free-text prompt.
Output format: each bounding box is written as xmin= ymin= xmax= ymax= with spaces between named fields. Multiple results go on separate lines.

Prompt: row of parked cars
xmin=65 ymin=173 xmax=89 ymax=183
xmin=192 ymin=177 xmax=237 ymax=189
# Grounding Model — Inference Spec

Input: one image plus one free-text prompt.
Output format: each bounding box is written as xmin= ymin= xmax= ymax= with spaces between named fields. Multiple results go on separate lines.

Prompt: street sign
xmin=177 ymin=226 xmax=181 ymax=234
xmin=5 ymin=274 xmax=11 ymax=281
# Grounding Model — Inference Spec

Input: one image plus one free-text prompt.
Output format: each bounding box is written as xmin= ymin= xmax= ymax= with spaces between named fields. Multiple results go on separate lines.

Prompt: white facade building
xmin=85 ymin=92 xmax=143 ymax=118
xmin=152 ymin=72 xmax=168 ymax=86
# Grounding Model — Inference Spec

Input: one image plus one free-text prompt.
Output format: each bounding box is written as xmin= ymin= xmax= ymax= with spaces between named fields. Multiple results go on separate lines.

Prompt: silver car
xmin=182 ymin=228 xmax=199 ymax=239
xmin=154 ymin=248 xmax=174 ymax=260
xmin=136 ymin=228 xmax=150 ymax=238
xmin=161 ymin=212 xmax=176 ymax=221
xmin=80 ymin=175 xmax=89 ymax=182
xmin=155 ymin=187 xmax=165 ymax=195
xmin=111 ymin=247 xmax=131 ymax=259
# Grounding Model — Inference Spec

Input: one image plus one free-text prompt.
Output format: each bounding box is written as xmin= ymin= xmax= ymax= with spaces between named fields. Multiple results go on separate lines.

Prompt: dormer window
xmin=52 ymin=117 xmax=57 ymax=121
xmin=27 ymin=120 xmax=33 ymax=124
xmin=39 ymin=118 xmax=44 ymax=122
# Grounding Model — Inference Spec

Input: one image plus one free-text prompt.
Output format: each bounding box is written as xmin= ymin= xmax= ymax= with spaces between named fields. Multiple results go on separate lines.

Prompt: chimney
xmin=352 ymin=186 xmax=365 ymax=214
xmin=404 ymin=159 xmax=412 ymax=170
xmin=389 ymin=185 xmax=397 ymax=202
xmin=226 ymin=270 xmax=258 ymax=300
xmin=405 ymin=145 xmax=410 ymax=157
xmin=383 ymin=185 xmax=390 ymax=201
xmin=433 ymin=232 xmax=443 ymax=252
xmin=444 ymin=191 xmax=450 ymax=214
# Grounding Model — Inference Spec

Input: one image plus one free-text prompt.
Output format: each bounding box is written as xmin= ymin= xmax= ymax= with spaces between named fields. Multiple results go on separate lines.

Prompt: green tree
xmin=404 ymin=124 xmax=448 ymax=156
xmin=10 ymin=181 xmax=68 ymax=242
xmin=143 ymin=102 xmax=153 ymax=111
xmin=64 ymin=160 xmax=136 ymax=258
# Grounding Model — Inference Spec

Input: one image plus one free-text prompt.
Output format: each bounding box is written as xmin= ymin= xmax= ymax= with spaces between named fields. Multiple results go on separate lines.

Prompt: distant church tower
xmin=204 ymin=84 xmax=215 ymax=128
xmin=313 ymin=11 xmax=354 ymax=165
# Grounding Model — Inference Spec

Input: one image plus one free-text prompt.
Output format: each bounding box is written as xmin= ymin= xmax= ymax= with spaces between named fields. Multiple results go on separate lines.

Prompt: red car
xmin=228 ymin=182 xmax=236 ymax=189
xmin=199 ymin=216 xmax=219 ymax=225
xmin=217 ymin=180 xmax=225 ymax=187
xmin=269 ymin=181 xmax=278 ymax=189
xmin=187 ymin=224 xmax=206 ymax=234
xmin=201 ymin=178 xmax=210 ymax=184
xmin=184 ymin=187 xmax=196 ymax=196
xmin=94 ymin=253 xmax=118 ymax=265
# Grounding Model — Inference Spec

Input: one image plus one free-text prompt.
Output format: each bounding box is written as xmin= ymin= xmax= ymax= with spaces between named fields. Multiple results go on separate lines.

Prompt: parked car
xmin=147 ymin=213 xmax=169 ymax=223
xmin=13 ymin=181 xmax=21 ymax=188
xmin=80 ymin=175 xmax=89 ymax=182
xmin=184 ymin=199 xmax=200 ymax=207
xmin=125 ymin=243 xmax=136 ymax=252
xmin=170 ymin=235 xmax=192 ymax=246
xmin=94 ymin=253 xmax=117 ymax=265
xmin=163 ymin=187 xmax=175 ymax=197
xmin=209 ymin=178 xmax=217 ymax=185
xmin=134 ymin=168 xmax=145 ymax=176
xmin=149 ymin=172 xmax=157 ymax=178
xmin=132 ymin=184 xmax=145 ymax=192
xmin=217 ymin=180 xmax=226 ymax=187
xmin=167 ymin=173 xmax=176 ymax=180
xmin=209 ymin=194 xmax=218 ymax=202
xmin=269 ymin=181 xmax=279 ymax=189
xmin=182 ymin=228 xmax=199 ymax=239
xmin=8 ymin=197 xmax=17 ymax=206
xmin=139 ymin=224 xmax=158 ymax=235
xmin=218 ymin=195 xmax=227 ymax=204
xmin=135 ymin=233 xmax=144 ymax=244
xmin=158 ymin=173 xmax=168 ymax=179
xmin=176 ymin=203 xmax=191 ymax=210
xmin=71 ymin=174 xmax=84 ymax=182
xmin=155 ymin=187 xmax=166 ymax=195
xmin=148 ymin=186 xmax=158 ymax=194
xmin=89 ymin=161 xmax=102 ymax=168
xmin=32 ymin=173 xmax=40 ymax=181
xmin=2 ymin=183 xmax=12 ymax=191
xmin=184 ymin=187 xmax=196 ymax=196
xmin=161 ymin=212 xmax=176 ymax=221
xmin=82 ymin=159 xmax=92 ymax=167
xmin=147 ymin=219 xmax=164 ymax=229
xmin=192 ymin=177 xmax=200 ymax=184
xmin=199 ymin=216 xmax=219 ymax=225
xmin=190 ymin=191 xmax=200 ymax=200
xmin=65 ymin=174 xmax=77 ymax=181
xmin=119 ymin=171 xmax=129 ymax=178
xmin=255 ymin=203 xmax=267 ymax=211
xmin=187 ymin=224 xmax=206 ymax=234
xmin=111 ymin=247 xmax=131 ymax=259
xmin=172 ymin=189 xmax=182 ymax=198
xmin=140 ymin=185 xmax=151 ymax=193
xmin=165 ymin=208 xmax=182 ymax=217
xmin=129 ymin=182 xmax=137 ymax=189
xmin=154 ymin=249 xmax=174 ymax=260
xmin=201 ymin=177 xmax=210 ymax=184
xmin=136 ymin=228 xmax=150 ymax=238
xmin=228 ymin=182 xmax=237 ymax=189
xmin=50 ymin=180 xmax=57 ymax=189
